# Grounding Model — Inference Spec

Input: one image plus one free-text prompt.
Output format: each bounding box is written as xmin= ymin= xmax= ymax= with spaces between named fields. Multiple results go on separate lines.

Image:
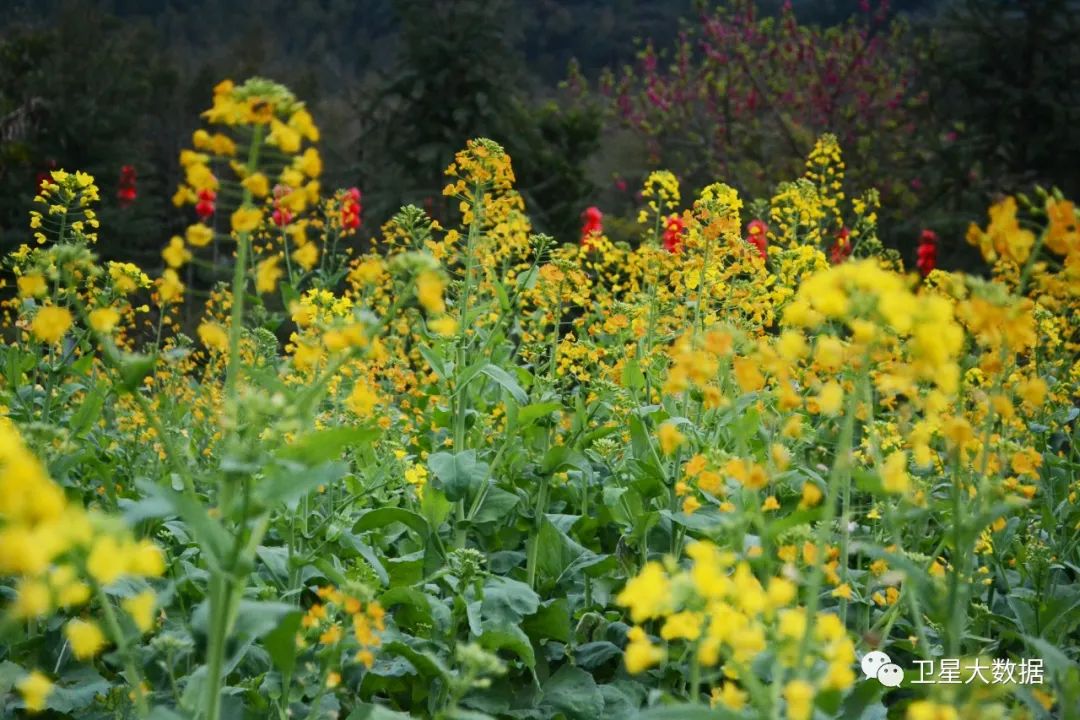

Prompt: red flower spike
xmin=745 ymin=219 xmax=768 ymax=258
xmin=916 ymin=228 xmax=938 ymax=276
xmin=580 ymin=206 xmax=603 ymax=247
xmin=663 ymin=214 xmax=686 ymax=253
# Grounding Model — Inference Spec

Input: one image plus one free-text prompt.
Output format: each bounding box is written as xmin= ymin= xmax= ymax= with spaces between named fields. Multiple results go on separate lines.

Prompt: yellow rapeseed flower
xmin=64 ymin=619 xmax=107 ymax=659
xmin=31 ymin=306 xmax=73 ymax=344
xmin=18 ymin=671 xmax=53 ymax=713
xmin=231 ymin=207 xmax=263 ymax=233
xmin=198 ymin=322 xmax=229 ymax=352
xmin=88 ymin=307 xmax=121 ymax=334
xmin=657 ymin=422 xmax=685 ymax=455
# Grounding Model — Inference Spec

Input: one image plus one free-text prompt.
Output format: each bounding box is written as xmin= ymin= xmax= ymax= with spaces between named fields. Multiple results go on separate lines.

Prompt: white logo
xmin=861 ymin=651 xmax=905 ymax=687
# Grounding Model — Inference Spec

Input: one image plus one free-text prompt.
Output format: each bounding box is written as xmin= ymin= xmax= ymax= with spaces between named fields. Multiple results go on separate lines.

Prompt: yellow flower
xmin=88 ymin=307 xmax=121 ymax=334
xmin=268 ymin=118 xmax=302 ymax=153
xmin=660 ymin=611 xmax=702 ymax=641
xmin=297 ymin=147 xmax=322 ymax=178
xmin=231 ymin=207 xmax=263 ymax=233
xmin=814 ymin=336 xmax=844 ymax=371
xmin=158 ymin=269 xmax=185 ymax=304
xmin=256 ymin=255 xmax=283 ymax=294
xmin=186 ymin=223 xmax=214 ymax=248
xmin=881 ymin=451 xmax=910 ymax=494
xmin=293 ymin=241 xmax=318 ymax=271
xmin=416 ymin=271 xmax=446 ymax=313
xmin=31 ymin=306 xmax=73 ymax=344
xmin=800 ymin=482 xmax=823 ymax=508
xmin=831 ymin=583 xmax=853 ymax=600
xmin=816 ymin=381 xmax=844 ymax=415
xmin=241 ymin=172 xmax=270 ymax=198
xmin=429 ymin=316 xmax=458 ymax=337
xmin=711 ymin=682 xmax=747 ymax=711
xmin=346 ymin=382 xmax=379 ymax=417
xmin=616 ymin=562 xmax=671 ymax=622
xmin=783 ymin=679 xmax=815 ymax=720
xmin=87 ymin=536 xmax=126 ymax=585
xmin=13 ymin=579 xmax=51 ymax=618
xmin=907 ymin=701 xmax=959 ymax=720
xmin=64 ymin=619 xmax=107 ymax=659
xmin=18 ymin=670 xmax=53 ymax=713
xmin=289 ymin=108 xmax=320 ymax=142
xmin=657 ymin=422 xmax=685 ymax=455
xmin=624 ymin=626 xmax=665 ymax=674
xmin=198 ymin=322 xmax=229 ymax=352
xmin=17 ymin=273 xmax=47 ymax=298
xmin=162 ymin=235 xmax=192 ymax=269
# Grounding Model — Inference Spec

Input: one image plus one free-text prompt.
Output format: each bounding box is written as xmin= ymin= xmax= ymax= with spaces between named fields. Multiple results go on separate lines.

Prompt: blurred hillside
xmin=2 ymin=0 xmax=1077 ymax=270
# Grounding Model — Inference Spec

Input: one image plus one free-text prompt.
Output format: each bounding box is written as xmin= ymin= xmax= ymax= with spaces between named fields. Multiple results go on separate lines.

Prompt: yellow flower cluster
xmin=0 ymin=419 xmax=164 ymax=711
xmin=615 ymin=540 xmax=856 ymax=713
xmin=300 ymin=585 xmax=385 ymax=670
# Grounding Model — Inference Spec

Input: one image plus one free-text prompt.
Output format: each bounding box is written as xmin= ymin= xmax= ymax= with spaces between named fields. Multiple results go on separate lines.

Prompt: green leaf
xmin=472 ymin=486 xmax=519 ymax=524
xmin=418 ymin=343 xmax=448 ymax=378
xmin=429 ymin=450 xmax=489 ymax=502
xmin=46 ymin=667 xmax=110 ymax=713
xmin=621 ymin=358 xmax=645 ymax=390
xmin=382 ymin=641 xmax=450 ymax=682
xmin=481 ymin=575 xmax=539 ymax=626
xmin=69 ymin=382 xmax=107 ymax=437
xmin=379 ymin=587 xmax=434 ymax=630
xmin=354 ymin=507 xmax=430 ymax=538
xmin=480 ymin=363 xmax=528 ymax=404
xmin=633 ymin=707 xmax=734 ymax=719
xmin=135 ymin=481 xmax=229 ymax=568
xmin=118 ymin=352 xmax=156 ymax=394
xmin=522 ymin=598 xmax=571 ymax=643
xmin=260 ymin=460 xmax=346 ymax=510
xmin=277 ymin=426 xmax=379 ymax=464
xmin=540 ymin=665 xmax=603 ymax=720
xmin=234 ymin=601 xmax=301 ymax=642
xmin=479 ymin=623 xmax=535 ymax=668
xmin=421 ymin=486 xmax=453 ymax=530
xmin=517 ymin=401 xmax=562 ymax=427
xmin=263 ymin=606 xmax=304 ymax=675
xmin=575 ymin=641 xmax=622 ymax=669
xmin=347 ymin=705 xmax=414 ymax=720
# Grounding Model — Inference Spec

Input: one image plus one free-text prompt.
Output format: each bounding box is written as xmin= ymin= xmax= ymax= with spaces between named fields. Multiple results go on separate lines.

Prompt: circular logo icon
xmin=861 ymin=651 xmax=892 ymax=679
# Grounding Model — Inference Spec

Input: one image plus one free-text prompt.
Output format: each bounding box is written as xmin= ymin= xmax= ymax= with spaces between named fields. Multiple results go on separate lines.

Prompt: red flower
xmin=195 ymin=189 xmax=217 ymax=220
xmin=916 ymin=228 xmax=938 ymax=276
xmin=580 ymin=206 xmax=603 ymax=247
xmin=829 ymin=226 xmax=852 ymax=264
xmin=271 ymin=184 xmax=292 ymax=227
xmin=117 ymin=165 xmax=137 ymax=207
xmin=663 ymin=214 xmax=686 ymax=253
xmin=341 ymin=187 xmax=362 ymax=231
xmin=745 ymin=219 xmax=768 ymax=258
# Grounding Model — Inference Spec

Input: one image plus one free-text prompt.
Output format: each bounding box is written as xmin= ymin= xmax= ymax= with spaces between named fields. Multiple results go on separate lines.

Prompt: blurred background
xmin=1 ymin=0 xmax=1078 ymax=272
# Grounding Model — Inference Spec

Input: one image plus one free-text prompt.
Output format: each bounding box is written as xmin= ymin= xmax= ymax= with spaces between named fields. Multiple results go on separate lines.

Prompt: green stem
xmin=98 ymin=587 xmax=149 ymax=718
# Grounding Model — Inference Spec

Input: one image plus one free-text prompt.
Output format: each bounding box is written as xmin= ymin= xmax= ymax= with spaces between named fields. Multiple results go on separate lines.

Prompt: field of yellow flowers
xmin=3 ymin=78 xmax=1080 ymax=719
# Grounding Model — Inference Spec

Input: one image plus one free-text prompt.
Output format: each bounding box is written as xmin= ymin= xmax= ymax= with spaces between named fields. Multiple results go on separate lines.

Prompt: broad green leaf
xmin=479 ymin=623 xmax=535 ymax=668
xmin=540 ymin=665 xmax=603 ymax=720
xmin=429 ymin=450 xmax=489 ymax=502
xmin=354 ymin=507 xmax=430 ymax=538
xmin=472 ymin=486 xmax=519 ymax=524
xmin=481 ymin=575 xmax=540 ymax=626
xmin=517 ymin=401 xmax=562 ymax=427
xmin=69 ymin=382 xmax=107 ymax=437
xmin=480 ymin=363 xmax=528 ymax=404
xmin=263 ymin=606 xmax=304 ymax=676
xmin=277 ymin=426 xmax=378 ymax=463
